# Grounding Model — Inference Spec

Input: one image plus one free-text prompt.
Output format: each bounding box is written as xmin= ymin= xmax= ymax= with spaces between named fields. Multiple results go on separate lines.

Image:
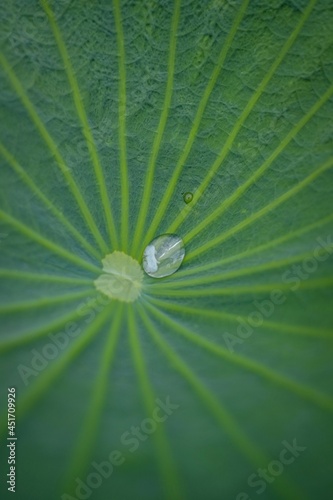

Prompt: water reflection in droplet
xmin=142 ymin=234 xmax=185 ymax=278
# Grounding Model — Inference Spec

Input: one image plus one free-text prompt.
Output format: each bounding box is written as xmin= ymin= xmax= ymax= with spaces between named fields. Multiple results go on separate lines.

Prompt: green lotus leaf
xmin=0 ymin=1 xmax=332 ymax=499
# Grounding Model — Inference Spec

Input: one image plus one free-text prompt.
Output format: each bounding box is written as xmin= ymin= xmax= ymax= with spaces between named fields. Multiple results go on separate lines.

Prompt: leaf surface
xmin=0 ymin=1 xmax=333 ymax=499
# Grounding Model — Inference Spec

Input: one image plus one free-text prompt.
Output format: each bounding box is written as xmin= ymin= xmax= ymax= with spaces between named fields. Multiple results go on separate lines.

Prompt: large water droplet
xmin=142 ymin=234 xmax=185 ymax=278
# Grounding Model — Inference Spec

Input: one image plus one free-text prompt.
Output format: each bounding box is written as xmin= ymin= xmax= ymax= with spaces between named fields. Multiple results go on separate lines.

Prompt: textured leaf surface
xmin=0 ymin=1 xmax=333 ymax=499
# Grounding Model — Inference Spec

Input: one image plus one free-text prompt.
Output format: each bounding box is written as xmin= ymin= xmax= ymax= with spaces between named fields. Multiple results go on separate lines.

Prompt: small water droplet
xmin=183 ymin=192 xmax=193 ymax=204
xmin=143 ymin=234 xmax=185 ymax=278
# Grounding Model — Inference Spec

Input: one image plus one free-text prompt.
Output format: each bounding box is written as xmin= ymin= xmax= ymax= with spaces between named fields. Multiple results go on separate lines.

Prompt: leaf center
xmin=94 ymin=251 xmax=143 ymax=303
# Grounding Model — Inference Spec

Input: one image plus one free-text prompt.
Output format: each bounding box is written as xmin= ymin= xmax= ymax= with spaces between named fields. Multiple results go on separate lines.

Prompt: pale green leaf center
xmin=94 ymin=251 xmax=143 ymax=303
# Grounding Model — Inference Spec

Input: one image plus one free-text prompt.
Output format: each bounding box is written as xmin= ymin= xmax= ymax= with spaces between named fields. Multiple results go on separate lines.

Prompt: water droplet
xmin=183 ymin=192 xmax=193 ymax=204
xmin=143 ymin=234 xmax=185 ymax=278
xmin=94 ymin=251 xmax=143 ymax=302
